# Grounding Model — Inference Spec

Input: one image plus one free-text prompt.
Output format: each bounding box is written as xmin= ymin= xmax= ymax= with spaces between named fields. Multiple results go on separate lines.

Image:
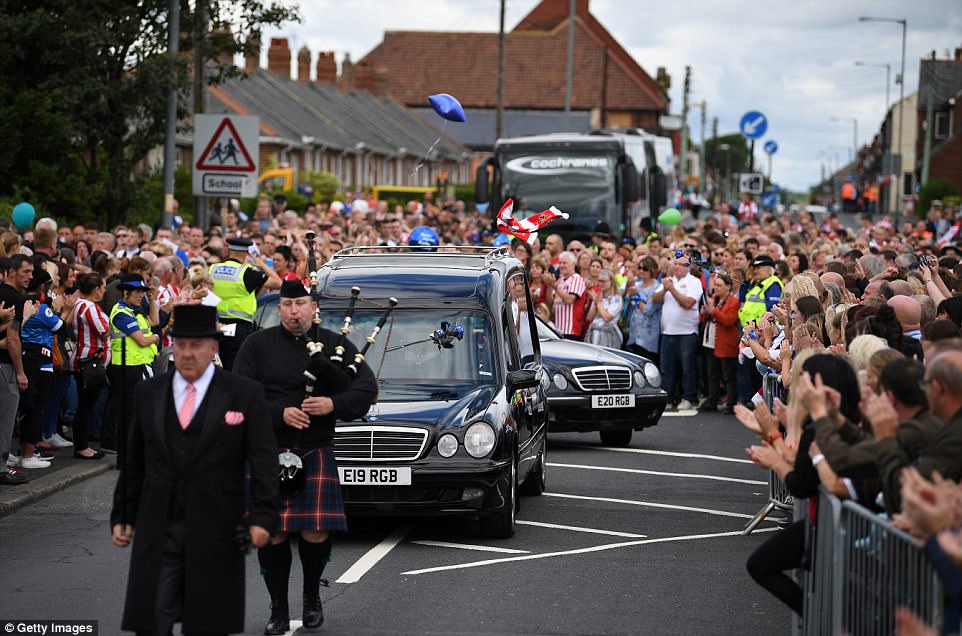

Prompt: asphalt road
xmin=0 ymin=410 xmax=791 ymax=635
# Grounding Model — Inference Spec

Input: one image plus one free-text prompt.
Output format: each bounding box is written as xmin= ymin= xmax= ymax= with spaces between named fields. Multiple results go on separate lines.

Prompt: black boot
xmin=258 ymin=539 xmax=292 ymax=636
xmin=298 ymin=536 xmax=332 ymax=630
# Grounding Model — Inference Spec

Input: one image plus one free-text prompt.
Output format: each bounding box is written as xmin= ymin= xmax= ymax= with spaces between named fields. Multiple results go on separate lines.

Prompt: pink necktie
xmin=178 ymin=383 xmax=196 ymax=430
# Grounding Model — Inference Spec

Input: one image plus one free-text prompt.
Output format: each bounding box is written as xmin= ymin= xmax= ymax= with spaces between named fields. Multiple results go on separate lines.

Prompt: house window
xmin=935 ymin=111 xmax=951 ymax=140
xmin=903 ymin=172 xmax=914 ymax=197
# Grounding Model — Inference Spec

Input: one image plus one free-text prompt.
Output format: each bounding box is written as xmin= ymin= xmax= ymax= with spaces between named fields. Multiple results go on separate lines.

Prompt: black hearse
xmin=257 ymin=247 xmax=548 ymax=538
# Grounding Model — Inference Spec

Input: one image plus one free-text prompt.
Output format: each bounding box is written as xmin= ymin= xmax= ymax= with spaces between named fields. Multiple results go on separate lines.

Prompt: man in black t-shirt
xmin=0 ymin=255 xmax=34 ymax=485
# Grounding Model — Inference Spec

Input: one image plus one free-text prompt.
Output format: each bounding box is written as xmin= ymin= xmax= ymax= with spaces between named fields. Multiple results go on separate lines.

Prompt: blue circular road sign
xmin=740 ymin=111 xmax=768 ymax=140
xmin=763 ymin=140 xmax=778 ymax=155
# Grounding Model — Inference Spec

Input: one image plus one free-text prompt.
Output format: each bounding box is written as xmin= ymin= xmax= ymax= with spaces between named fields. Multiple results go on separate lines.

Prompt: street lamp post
xmin=859 ymin=16 xmax=907 ymax=216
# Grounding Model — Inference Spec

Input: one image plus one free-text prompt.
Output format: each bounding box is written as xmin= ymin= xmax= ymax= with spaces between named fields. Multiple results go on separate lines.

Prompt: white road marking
xmin=548 ymin=462 xmax=766 ymax=485
xmin=516 ymin=519 xmax=647 ymax=538
xmin=661 ymin=409 xmax=698 ymax=417
xmin=411 ymin=540 xmax=530 ymax=554
xmin=543 ymin=492 xmax=780 ymax=521
xmin=336 ymin=525 xmax=411 ymax=584
xmin=564 ymin=444 xmax=753 ymax=465
xmin=401 ymin=527 xmax=780 ymax=576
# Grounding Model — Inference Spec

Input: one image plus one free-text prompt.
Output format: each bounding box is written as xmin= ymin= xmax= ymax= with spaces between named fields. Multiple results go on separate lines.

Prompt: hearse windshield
xmin=319 ymin=309 xmax=497 ymax=387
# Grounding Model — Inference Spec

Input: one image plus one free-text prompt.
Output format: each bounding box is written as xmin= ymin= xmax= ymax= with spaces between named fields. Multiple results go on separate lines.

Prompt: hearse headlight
xmin=464 ymin=422 xmax=496 ymax=458
xmin=437 ymin=434 xmax=458 ymax=458
xmin=644 ymin=363 xmax=662 ymax=388
xmin=553 ymin=373 xmax=568 ymax=391
xmin=633 ymin=370 xmax=645 ymax=388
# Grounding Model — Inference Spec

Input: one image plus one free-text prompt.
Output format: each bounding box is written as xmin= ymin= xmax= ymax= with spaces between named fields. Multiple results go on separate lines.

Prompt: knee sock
xmin=257 ymin=539 xmax=292 ymax=609
xmin=298 ymin=536 xmax=332 ymax=600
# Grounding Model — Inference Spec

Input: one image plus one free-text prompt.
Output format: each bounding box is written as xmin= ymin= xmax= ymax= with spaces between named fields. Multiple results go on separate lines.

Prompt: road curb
xmin=0 ymin=461 xmax=113 ymax=518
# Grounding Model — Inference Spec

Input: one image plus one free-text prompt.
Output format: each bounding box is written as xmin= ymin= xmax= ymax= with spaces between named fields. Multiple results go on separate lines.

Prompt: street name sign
xmin=739 ymin=173 xmax=764 ymax=194
xmin=739 ymin=111 xmax=768 ymax=140
xmin=192 ymin=114 xmax=259 ymax=197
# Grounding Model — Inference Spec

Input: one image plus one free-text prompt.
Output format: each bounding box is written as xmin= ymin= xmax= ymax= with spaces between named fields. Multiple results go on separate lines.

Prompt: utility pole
xmin=679 ymin=65 xmax=691 ymax=179
xmin=921 ymin=51 xmax=936 ymax=187
xmin=564 ymin=0 xmax=574 ymax=128
xmin=161 ymin=0 xmax=180 ymax=230
xmin=706 ymin=117 xmax=718 ymax=199
xmin=698 ymin=100 xmax=706 ymax=192
xmin=495 ymin=0 xmax=505 ymax=139
xmin=193 ymin=0 xmax=209 ymax=229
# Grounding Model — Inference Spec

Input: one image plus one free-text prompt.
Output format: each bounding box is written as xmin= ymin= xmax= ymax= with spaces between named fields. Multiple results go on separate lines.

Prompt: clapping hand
xmin=733 ymin=403 xmax=762 ymax=435
xmin=860 ymin=385 xmax=899 ymax=439
xmin=746 ymin=442 xmax=781 ymax=469
xmin=0 ymin=301 xmax=13 ymax=325
xmin=898 ymin=468 xmax=962 ymax=538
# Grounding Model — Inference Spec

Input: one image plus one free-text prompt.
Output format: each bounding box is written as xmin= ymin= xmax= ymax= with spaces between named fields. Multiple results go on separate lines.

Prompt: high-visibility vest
xmin=109 ymin=303 xmax=158 ymax=366
xmin=209 ymin=260 xmax=256 ymax=323
xmin=738 ymin=274 xmax=783 ymax=327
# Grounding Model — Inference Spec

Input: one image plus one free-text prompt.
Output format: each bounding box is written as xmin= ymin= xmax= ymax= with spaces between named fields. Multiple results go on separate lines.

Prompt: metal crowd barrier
xmin=744 ymin=373 xmax=793 ymax=535
xmin=799 ymin=489 xmax=944 ymax=636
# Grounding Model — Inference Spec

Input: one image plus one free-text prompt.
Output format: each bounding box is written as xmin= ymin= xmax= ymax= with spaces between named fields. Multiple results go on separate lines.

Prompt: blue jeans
xmin=661 ymin=333 xmax=698 ymax=403
xmin=43 ymin=373 xmax=78 ymax=438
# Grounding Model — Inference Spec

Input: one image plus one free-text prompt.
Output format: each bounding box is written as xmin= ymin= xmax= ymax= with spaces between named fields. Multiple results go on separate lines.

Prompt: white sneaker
xmin=19 ymin=456 xmax=51 ymax=469
xmin=677 ymin=399 xmax=695 ymax=411
xmin=7 ymin=453 xmax=20 ymax=468
xmin=45 ymin=434 xmax=74 ymax=448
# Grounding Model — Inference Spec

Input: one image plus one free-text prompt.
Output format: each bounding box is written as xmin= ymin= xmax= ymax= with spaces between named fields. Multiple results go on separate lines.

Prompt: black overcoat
xmin=110 ymin=368 xmax=279 ymax=634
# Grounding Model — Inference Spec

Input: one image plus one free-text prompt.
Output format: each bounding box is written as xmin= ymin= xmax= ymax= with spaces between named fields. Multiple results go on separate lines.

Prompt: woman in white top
xmin=585 ymin=269 xmax=624 ymax=349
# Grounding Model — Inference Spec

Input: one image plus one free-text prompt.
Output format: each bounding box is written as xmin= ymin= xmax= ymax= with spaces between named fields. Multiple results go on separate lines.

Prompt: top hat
xmin=168 ymin=305 xmax=219 ymax=338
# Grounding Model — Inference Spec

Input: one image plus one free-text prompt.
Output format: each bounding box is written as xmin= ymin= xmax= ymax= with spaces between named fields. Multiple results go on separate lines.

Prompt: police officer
xmin=234 ymin=280 xmax=377 ymax=635
xmin=736 ymin=255 xmax=783 ymax=407
xmin=737 ymin=255 xmax=783 ymax=328
xmin=104 ymin=274 xmax=159 ymax=454
xmin=209 ymin=237 xmax=280 ymax=370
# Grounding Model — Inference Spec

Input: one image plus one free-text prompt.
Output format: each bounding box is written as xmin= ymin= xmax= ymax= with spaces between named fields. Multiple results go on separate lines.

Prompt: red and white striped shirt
xmin=71 ymin=298 xmax=110 ymax=370
xmin=553 ymin=273 xmax=586 ymax=336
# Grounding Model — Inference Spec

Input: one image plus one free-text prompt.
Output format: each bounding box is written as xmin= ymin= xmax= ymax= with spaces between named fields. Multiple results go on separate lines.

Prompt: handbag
xmin=78 ymin=349 xmax=107 ymax=391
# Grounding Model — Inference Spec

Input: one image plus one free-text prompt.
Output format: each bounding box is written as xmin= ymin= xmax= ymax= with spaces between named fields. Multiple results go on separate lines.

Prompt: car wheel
xmin=479 ymin=453 xmax=517 ymax=539
xmin=600 ymin=429 xmax=633 ymax=447
xmin=520 ymin=442 xmax=546 ymax=496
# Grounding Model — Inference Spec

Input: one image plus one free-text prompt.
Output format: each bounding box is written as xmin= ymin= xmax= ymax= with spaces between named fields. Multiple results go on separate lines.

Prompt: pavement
xmin=0 ymin=409 xmax=791 ymax=635
xmin=0 ymin=444 xmax=113 ymax=517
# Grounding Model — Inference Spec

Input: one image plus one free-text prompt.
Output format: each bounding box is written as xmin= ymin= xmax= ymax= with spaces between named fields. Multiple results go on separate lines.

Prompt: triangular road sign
xmin=195 ymin=117 xmax=256 ymax=172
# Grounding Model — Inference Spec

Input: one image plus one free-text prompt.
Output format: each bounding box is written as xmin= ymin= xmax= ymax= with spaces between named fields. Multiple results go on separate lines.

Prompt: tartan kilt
xmin=277 ymin=447 xmax=349 ymax=533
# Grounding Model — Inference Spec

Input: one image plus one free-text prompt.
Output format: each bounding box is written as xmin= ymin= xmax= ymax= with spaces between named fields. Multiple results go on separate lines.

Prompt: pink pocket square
xmin=224 ymin=411 xmax=245 ymax=426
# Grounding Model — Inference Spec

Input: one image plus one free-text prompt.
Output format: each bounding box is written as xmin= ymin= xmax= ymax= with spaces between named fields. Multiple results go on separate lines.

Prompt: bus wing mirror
xmin=622 ymin=160 xmax=640 ymax=202
xmin=651 ymin=167 xmax=668 ymax=209
xmin=475 ymin=163 xmax=490 ymax=205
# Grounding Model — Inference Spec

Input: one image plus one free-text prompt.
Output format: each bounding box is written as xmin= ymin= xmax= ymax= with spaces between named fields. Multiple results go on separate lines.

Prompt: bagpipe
xmin=279 ymin=231 xmax=397 ymax=497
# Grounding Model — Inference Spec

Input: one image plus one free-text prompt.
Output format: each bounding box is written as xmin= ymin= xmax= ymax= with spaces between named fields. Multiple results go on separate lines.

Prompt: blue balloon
xmin=475 ymin=202 xmax=489 ymax=214
xmin=12 ymin=202 xmax=35 ymax=230
xmin=428 ymin=93 xmax=466 ymax=123
xmin=409 ymin=226 xmax=439 ymax=252
xmin=492 ymin=233 xmax=512 ymax=247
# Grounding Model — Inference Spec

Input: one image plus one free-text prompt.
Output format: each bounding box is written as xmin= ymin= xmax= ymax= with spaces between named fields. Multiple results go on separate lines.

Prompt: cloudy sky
xmin=258 ymin=0 xmax=962 ymax=191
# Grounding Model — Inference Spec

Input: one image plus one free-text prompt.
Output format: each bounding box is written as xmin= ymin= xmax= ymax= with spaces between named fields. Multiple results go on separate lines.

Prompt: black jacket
xmin=110 ymin=368 xmax=278 ymax=634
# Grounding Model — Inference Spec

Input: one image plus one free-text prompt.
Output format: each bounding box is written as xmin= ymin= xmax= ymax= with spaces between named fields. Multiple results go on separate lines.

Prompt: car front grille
xmin=334 ymin=426 xmax=428 ymax=462
xmin=571 ymin=366 xmax=632 ymax=391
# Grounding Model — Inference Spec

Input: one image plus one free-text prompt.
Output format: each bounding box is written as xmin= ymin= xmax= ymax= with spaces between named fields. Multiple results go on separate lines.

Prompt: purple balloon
xmin=428 ymin=93 xmax=466 ymax=123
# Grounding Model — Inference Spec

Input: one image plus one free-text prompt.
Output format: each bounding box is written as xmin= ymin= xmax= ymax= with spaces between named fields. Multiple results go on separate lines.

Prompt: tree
xmin=918 ymin=178 xmax=960 ymax=217
xmin=0 ymin=0 xmax=299 ymax=228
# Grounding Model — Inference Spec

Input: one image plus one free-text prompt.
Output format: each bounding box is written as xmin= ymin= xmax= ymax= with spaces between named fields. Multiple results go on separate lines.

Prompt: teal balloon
xmin=12 ymin=202 xmax=35 ymax=229
xmin=658 ymin=207 xmax=681 ymax=225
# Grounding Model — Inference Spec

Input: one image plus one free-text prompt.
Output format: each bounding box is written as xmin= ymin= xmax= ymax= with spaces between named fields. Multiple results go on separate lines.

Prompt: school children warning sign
xmin=192 ymin=114 xmax=260 ymax=197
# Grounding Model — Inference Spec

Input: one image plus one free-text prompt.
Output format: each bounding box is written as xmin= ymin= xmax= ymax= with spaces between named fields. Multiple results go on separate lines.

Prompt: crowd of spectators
xmin=1 ymin=188 xmax=961 ymax=631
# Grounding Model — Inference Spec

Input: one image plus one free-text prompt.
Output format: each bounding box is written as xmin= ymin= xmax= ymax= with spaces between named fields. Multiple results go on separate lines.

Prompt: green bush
xmin=918 ymin=178 xmax=961 ymax=216
xmin=302 ymin=171 xmax=339 ymax=202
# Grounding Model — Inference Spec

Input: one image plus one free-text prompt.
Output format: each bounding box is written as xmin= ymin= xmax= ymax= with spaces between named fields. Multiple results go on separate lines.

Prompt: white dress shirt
xmin=172 ymin=363 xmax=216 ymax=423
